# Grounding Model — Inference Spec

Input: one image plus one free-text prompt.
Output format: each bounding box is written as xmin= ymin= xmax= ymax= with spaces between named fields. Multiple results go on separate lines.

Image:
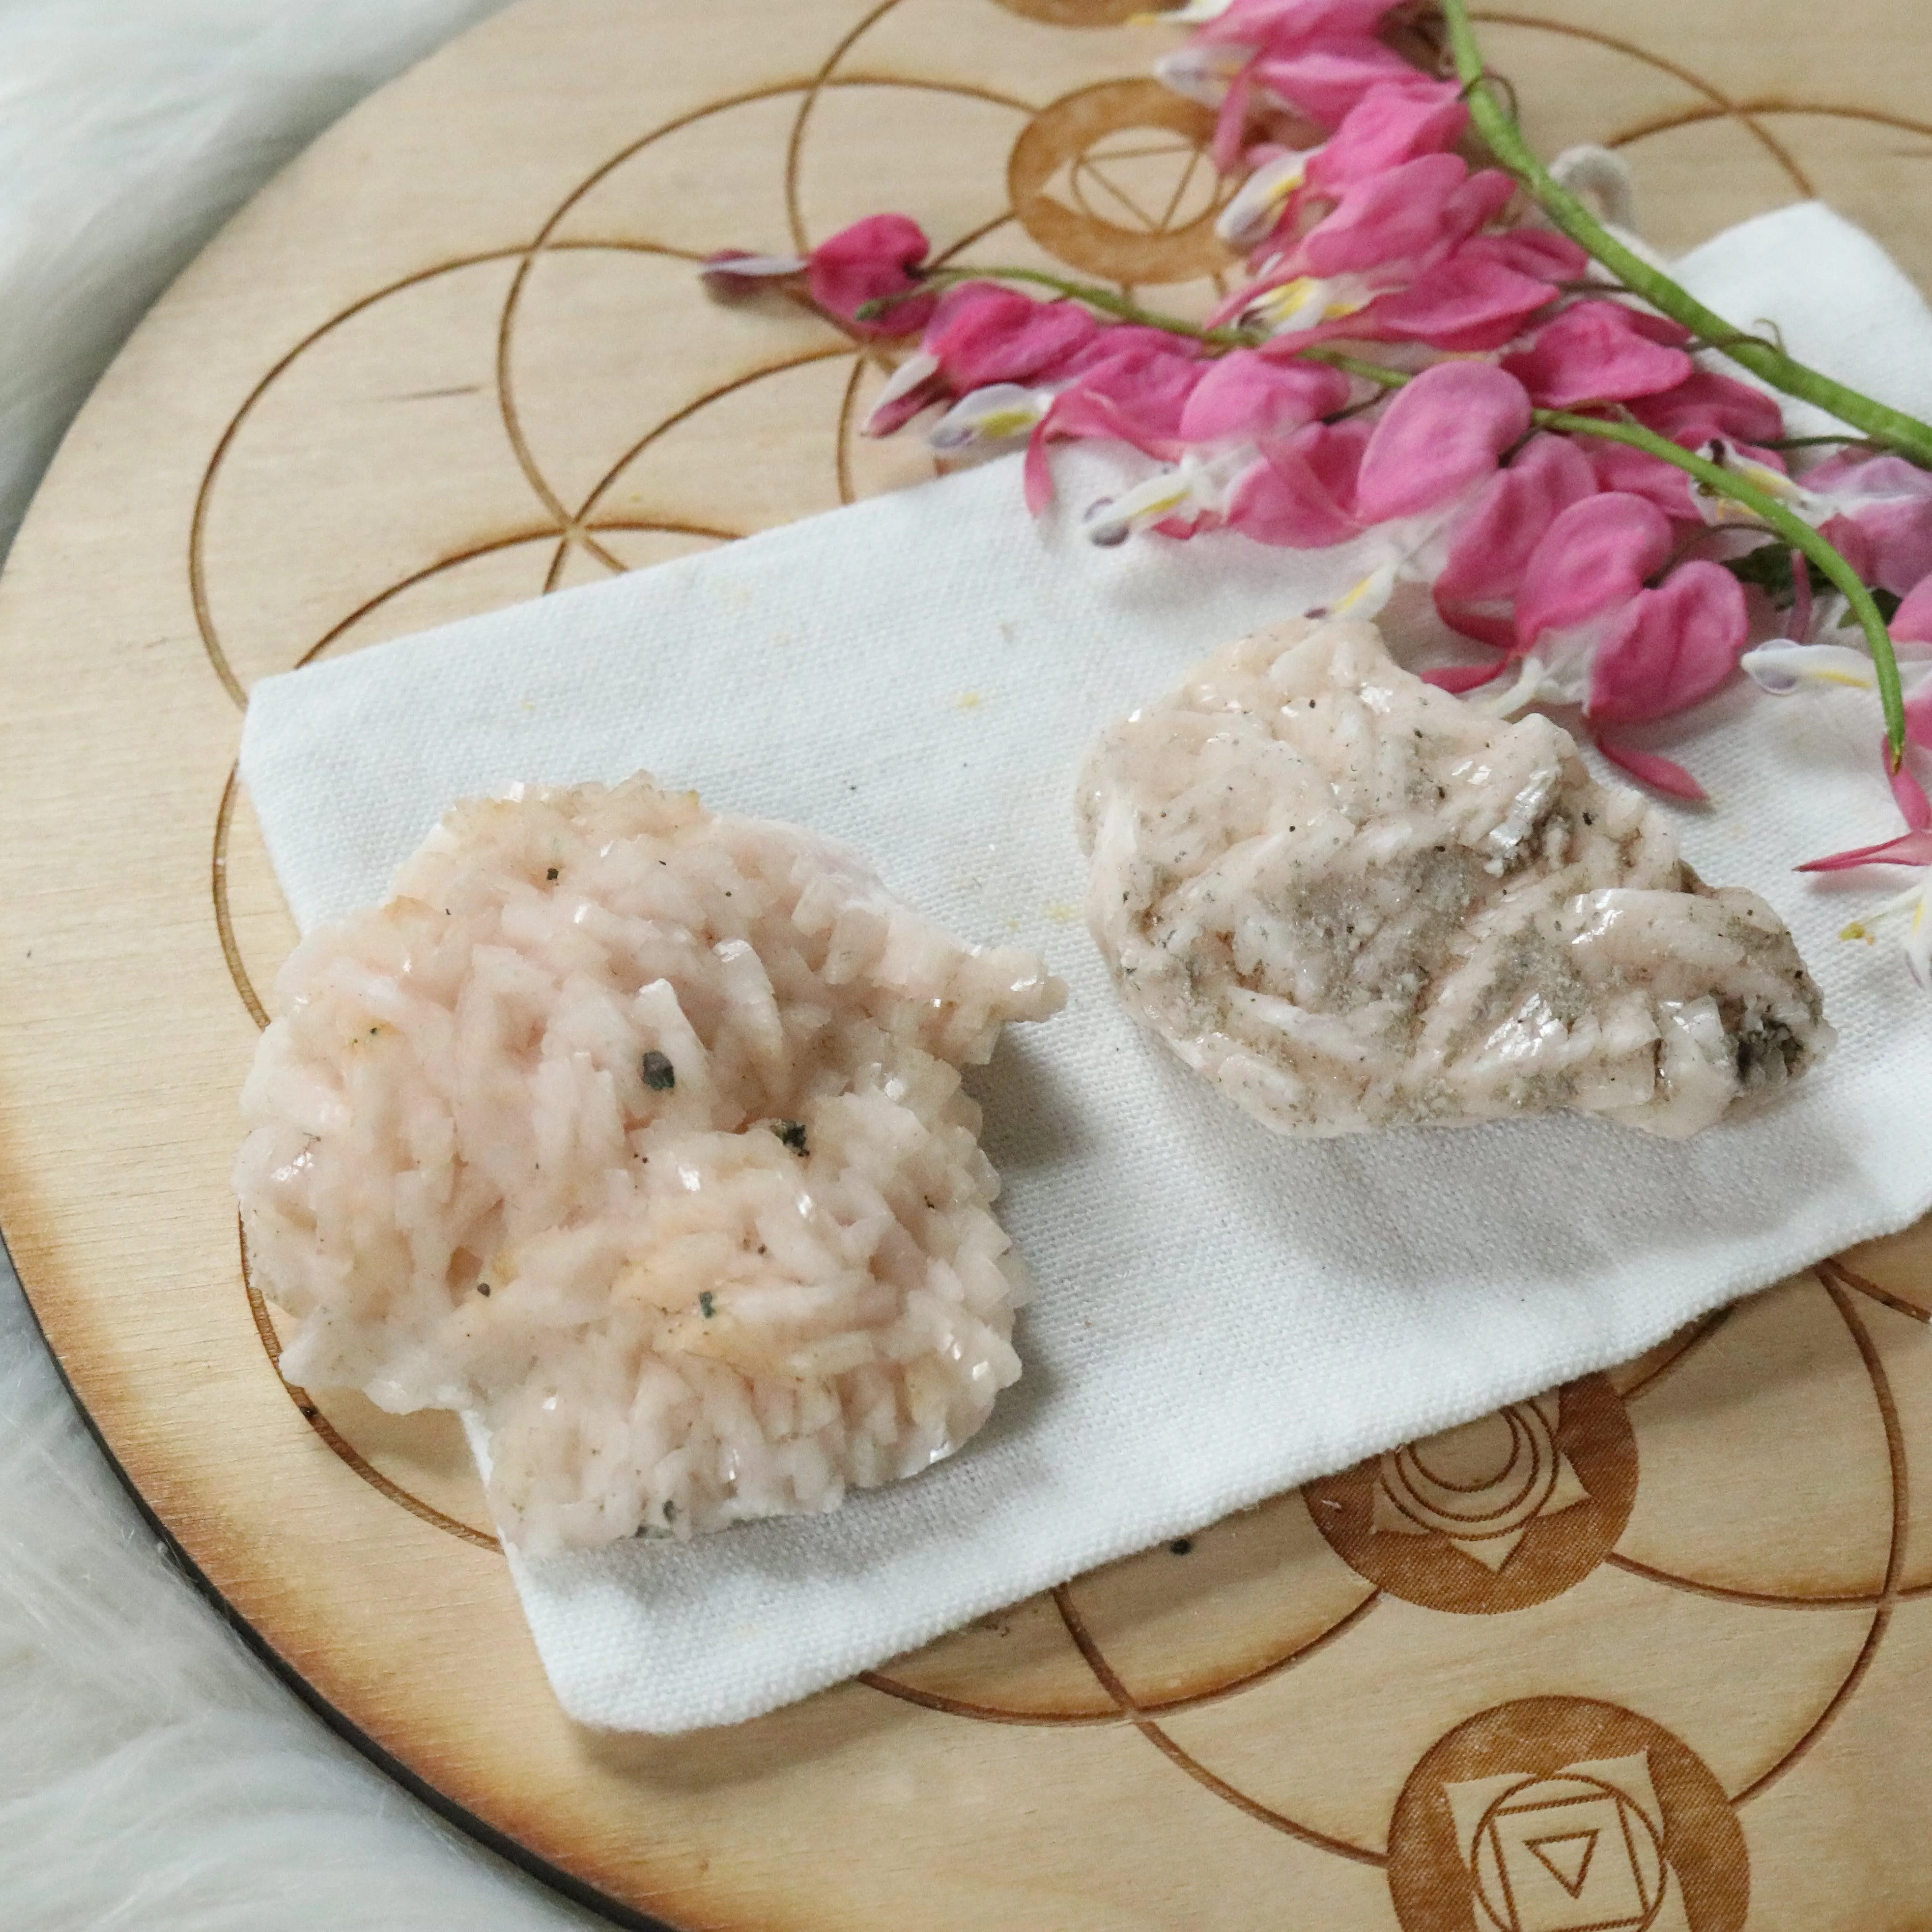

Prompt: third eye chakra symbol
xmin=1373 ymin=1395 xmax=1588 ymax=1573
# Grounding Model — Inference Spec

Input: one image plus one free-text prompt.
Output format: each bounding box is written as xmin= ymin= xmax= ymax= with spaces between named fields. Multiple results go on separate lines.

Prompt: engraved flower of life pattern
xmin=195 ymin=0 xmax=1932 ymax=1918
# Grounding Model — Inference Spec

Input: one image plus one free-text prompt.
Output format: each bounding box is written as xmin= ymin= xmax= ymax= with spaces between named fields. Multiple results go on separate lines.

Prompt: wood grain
xmin=1 ymin=1 xmax=1931 ymax=1925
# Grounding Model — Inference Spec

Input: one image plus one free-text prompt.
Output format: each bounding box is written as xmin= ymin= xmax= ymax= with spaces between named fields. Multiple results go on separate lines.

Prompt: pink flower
xmin=1804 ymin=454 xmax=1932 ymax=597
xmin=1303 ymin=80 xmax=1468 ymax=194
xmin=1186 ymin=0 xmax=1400 ymax=45
xmin=1022 ymin=338 xmax=1205 ymax=512
xmin=1468 ymin=228 xmax=1591 ymax=284
xmin=1223 ymin=418 xmax=1371 ymax=547
xmin=1430 ymin=432 xmax=1597 ymax=647
xmin=702 ymin=214 xmax=937 ymax=339
xmin=1352 ymin=362 xmax=1534 ymax=522
xmin=806 ymin=214 xmax=935 ymax=337
xmin=1575 ymin=368 xmax=1789 ymax=517
xmin=1452 ymin=490 xmax=1748 ymax=794
xmin=1301 ymin=155 xmax=1516 ymax=282
xmin=1242 ymin=42 xmax=1430 ymax=140
xmin=1072 ymin=354 xmax=1351 ymax=547
xmin=863 ymin=284 xmax=1099 ymax=436
xmin=1216 ymin=80 xmax=1468 ymax=253
xmin=1585 ymin=563 xmax=1749 ymax=724
xmin=1513 ymin=492 xmax=1676 ymax=670
xmin=1631 ymin=369 xmax=1786 ymax=448
xmin=1239 ymin=244 xmax=1561 ymax=355
xmin=1501 ymin=300 xmax=1694 ymax=409
xmin=1355 ymin=248 xmax=1562 ymax=351
xmin=1176 ymin=351 xmax=1351 ymax=444
xmin=1220 ymin=154 xmax=1517 ymax=336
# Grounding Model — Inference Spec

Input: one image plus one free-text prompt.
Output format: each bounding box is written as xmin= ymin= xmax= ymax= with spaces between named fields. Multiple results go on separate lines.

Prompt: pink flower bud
xmin=804 ymin=214 xmax=935 ymax=338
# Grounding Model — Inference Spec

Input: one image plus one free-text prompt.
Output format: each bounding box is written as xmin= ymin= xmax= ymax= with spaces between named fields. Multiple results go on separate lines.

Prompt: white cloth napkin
xmin=241 ymin=203 xmax=1932 ymax=1734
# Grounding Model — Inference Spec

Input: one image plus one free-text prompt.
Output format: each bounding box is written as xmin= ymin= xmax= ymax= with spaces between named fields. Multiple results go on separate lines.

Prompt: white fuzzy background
xmin=0 ymin=4 xmax=621 ymax=1925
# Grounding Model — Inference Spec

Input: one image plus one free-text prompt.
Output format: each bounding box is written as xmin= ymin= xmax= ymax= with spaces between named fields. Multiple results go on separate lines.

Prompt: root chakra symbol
xmin=1008 ymin=80 xmax=1236 ymax=284
xmin=1451 ymin=1756 xmax=1668 ymax=1932
xmin=1390 ymin=1699 xmax=1747 ymax=1932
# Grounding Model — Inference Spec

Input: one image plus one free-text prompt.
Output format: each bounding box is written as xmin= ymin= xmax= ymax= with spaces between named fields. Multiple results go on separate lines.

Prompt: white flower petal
xmin=1741 ymin=641 xmax=1878 ymax=695
xmin=927 ymin=383 xmax=1052 ymax=452
xmin=863 ymin=350 xmax=940 ymax=434
xmin=1215 ymin=147 xmax=1322 ymax=250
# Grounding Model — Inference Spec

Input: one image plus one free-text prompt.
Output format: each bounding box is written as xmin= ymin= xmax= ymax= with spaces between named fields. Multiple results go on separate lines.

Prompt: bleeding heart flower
xmin=1803 ymin=453 xmax=1932 ymax=597
xmin=1431 ymin=432 xmax=1598 ymax=647
xmin=1586 ymin=561 xmax=1749 ymax=724
xmin=1218 ymin=81 xmax=1470 ymax=254
xmin=1353 ymin=362 xmax=1534 ymax=522
xmin=1630 ymin=369 xmax=1786 ymax=449
xmin=1176 ymin=352 xmax=1351 ymax=444
xmin=1222 ymin=417 xmax=1371 ymax=548
xmin=864 ymin=284 xmax=1099 ymax=436
xmin=1244 ymin=41 xmax=1432 ymax=135
xmin=1513 ymin=492 xmax=1675 ymax=670
xmin=1185 ymin=0 xmax=1403 ymax=43
xmin=805 ymin=214 xmax=936 ymax=338
xmin=701 ymin=215 xmax=938 ymax=337
xmin=1022 ymin=339 xmax=1206 ymax=512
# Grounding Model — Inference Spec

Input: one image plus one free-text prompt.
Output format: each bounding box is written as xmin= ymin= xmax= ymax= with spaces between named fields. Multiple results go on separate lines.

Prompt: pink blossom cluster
xmin=703 ymin=0 xmax=1932 ymax=977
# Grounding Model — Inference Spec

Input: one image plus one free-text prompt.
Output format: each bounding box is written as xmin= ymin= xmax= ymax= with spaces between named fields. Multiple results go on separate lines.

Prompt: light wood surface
xmin=2 ymin=1 xmax=1931 ymax=1925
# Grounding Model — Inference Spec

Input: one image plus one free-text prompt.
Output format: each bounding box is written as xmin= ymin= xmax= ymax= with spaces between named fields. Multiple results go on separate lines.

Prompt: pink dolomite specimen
xmin=1079 ymin=619 xmax=1831 ymax=1140
xmin=236 ymin=777 xmax=1064 ymax=1554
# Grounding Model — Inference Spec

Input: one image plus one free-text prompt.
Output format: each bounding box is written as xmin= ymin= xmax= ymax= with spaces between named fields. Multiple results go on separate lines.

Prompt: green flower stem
xmin=862 ymin=266 xmax=1259 ymax=345
xmin=1438 ymin=0 xmax=1932 ymax=467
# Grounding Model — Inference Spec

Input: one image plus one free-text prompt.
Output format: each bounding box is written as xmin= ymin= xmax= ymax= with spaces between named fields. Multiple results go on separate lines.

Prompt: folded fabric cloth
xmin=241 ymin=203 xmax=1932 ymax=1733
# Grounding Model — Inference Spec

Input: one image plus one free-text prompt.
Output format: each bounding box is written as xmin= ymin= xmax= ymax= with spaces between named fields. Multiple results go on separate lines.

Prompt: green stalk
xmin=1438 ymin=0 xmax=1932 ymax=467
xmin=860 ymin=266 xmax=1259 ymax=346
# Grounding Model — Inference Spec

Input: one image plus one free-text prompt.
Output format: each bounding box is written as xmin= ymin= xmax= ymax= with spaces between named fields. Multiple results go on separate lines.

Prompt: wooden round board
xmin=3 ymin=0 xmax=1932 ymax=1924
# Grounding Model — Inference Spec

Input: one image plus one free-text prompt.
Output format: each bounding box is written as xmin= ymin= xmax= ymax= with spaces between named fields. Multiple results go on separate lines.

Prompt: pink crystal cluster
xmin=705 ymin=0 xmax=1932 ymax=978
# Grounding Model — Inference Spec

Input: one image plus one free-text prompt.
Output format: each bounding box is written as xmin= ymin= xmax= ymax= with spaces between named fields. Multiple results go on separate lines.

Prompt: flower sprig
xmin=701 ymin=0 xmax=1932 ymax=986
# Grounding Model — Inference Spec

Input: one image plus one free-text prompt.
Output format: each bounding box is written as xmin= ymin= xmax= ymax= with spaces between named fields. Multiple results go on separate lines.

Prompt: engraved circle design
xmin=1387 ymin=1697 xmax=1748 ymax=1932
xmin=1307 ymin=1377 xmax=1640 ymax=1612
xmin=995 ymin=0 xmax=1156 ymax=23
xmin=1007 ymin=80 xmax=1231 ymax=282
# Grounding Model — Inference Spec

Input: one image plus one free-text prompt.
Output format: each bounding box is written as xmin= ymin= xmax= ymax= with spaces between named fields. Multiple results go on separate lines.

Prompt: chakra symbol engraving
xmin=1388 ymin=1698 xmax=1747 ymax=1932
xmin=1308 ymin=1376 xmax=1639 ymax=1612
xmin=1008 ymin=80 xmax=1234 ymax=284
xmin=1447 ymin=1753 xmax=1670 ymax=1932
xmin=1372 ymin=1394 xmax=1590 ymax=1574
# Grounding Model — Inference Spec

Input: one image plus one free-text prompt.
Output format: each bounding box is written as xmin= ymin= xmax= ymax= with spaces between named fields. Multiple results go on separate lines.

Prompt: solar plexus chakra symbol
xmin=1388 ymin=1700 xmax=1747 ymax=1932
